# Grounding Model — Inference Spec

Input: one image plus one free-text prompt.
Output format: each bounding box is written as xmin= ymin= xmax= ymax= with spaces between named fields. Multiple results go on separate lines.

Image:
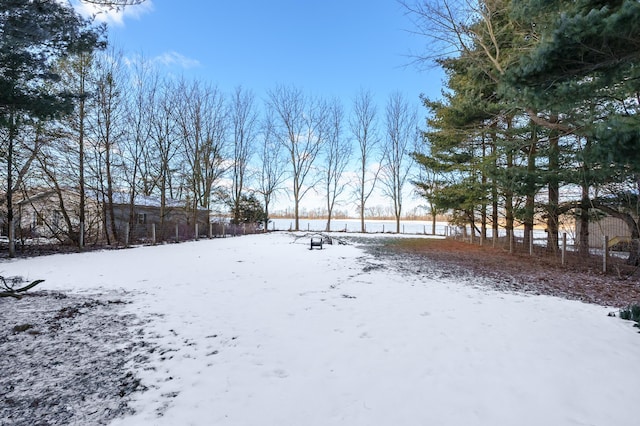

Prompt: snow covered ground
xmin=1 ymin=232 xmax=639 ymax=425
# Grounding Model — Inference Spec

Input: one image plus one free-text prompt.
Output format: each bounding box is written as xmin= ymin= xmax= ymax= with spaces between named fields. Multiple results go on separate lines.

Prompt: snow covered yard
xmin=1 ymin=232 xmax=639 ymax=426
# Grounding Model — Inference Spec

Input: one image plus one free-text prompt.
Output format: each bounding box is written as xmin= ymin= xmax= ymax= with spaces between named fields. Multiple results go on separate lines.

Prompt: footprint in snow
xmin=271 ymin=369 xmax=289 ymax=378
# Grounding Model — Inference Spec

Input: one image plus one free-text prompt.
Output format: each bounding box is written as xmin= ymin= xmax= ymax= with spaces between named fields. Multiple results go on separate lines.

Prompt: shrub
xmin=619 ymin=304 xmax=640 ymax=329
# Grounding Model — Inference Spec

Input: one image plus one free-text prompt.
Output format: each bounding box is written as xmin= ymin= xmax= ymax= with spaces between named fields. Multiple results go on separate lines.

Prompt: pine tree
xmin=0 ymin=0 xmax=105 ymax=256
xmin=507 ymin=0 xmax=640 ymax=260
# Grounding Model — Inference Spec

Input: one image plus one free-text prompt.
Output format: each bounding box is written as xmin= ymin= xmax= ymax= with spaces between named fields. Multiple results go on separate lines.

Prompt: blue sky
xmin=83 ymin=0 xmax=443 ymax=110
xmin=72 ymin=0 xmax=444 ymax=214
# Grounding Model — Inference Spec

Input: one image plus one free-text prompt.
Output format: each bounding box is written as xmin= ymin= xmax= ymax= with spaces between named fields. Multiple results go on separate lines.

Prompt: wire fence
xmin=450 ymin=229 xmax=640 ymax=277
xmin=2 ymin=220 xmax=264 ymax=258
xmin=6 ymin=215 xmax=640 ymax=279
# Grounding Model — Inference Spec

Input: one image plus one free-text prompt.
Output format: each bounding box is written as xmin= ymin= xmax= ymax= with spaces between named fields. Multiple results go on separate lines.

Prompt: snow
xmin=1 ymin=232 xmax=639 ymax=426
xmin=268 ymin=218 xmax=448 ymax=234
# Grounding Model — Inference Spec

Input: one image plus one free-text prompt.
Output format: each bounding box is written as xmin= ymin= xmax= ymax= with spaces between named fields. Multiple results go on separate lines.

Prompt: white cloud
xmin=71 ymin=0 xmax=155 ymax=27
xmin=154 ymin=51 xmax=201 ymax=70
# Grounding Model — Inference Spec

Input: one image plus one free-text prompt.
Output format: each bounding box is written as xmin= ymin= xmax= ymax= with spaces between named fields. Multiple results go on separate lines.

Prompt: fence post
xmin=195 ymin=223 xmax=199 ymax=240
xmin=424 ymin=225 xmax=426 ymax=235
xmin=125 ymin=223 xmax=129 ymax=248
xmin=561 ymin=232 xmax=567 ymax=265
xmin=152 ymin=223 xmax=156 ymax=245
xmin=603 ymin=236 xmax=609 ymax=273
xmin=209 ymin=222 xmax=212 ymax=239
xmin=175 ymin=224 xmax=179 ymax=241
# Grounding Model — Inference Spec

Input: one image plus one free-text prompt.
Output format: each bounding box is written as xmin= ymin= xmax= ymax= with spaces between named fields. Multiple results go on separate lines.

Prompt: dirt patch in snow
xmin=0 ymin=291 xmax=155 ymax=426
xmin=364 ymin=237 xmax=640 ymax=308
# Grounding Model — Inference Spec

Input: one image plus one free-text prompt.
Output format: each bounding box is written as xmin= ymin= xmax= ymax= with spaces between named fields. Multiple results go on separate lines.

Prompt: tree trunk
xmin=264 ymin=201 xmax=270 ymax=232
xmin=505 ymin=150 xmax=514 ymax=247
xmin=523 ymin=135 xmax=537 ymax=249
xmin=78 ymin=65 xmax=86 ymax=251
xmin=294 ymin=176 xmax=300 ymax=231
xmin=490 ymin=130 xmax=498 ymax=242
xmin=431 ymin=209 xmax=436 ymax=234
xmin=546 ymin=116 xmax=560 ymax=252
xmin=578 ymin=185 xmax=590 ymax=256
xmin=7 ymin=113 xmax=16 ymax=258
xmin=480 ymin=135 xmax=487 ymax=242
xmin=105 ymin=150 xmax=118 ymax=245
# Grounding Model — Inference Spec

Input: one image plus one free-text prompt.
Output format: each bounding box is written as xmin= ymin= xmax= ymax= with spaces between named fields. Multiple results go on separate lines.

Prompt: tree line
xmin=404 ymin=0 xmax=640 ymax=263
xmin=1 ymin=0 xmax=421 ymax=256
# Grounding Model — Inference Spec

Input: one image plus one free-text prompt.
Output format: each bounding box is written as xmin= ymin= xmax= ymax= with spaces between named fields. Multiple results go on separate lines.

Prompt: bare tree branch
xmin=266 ymin=85 xmax=328 ymax=231
xmin=81 ymin=0 xmax=146 ymax=6
xmin=350 ymin=89 xmax=382 ymax=232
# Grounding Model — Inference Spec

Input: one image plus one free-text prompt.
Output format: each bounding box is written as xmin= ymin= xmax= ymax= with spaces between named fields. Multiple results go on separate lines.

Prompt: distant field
xmin=268 ymin=218 xmax=566 ymax=248
xmin=269 ymin=218 xmax=450 ymax=234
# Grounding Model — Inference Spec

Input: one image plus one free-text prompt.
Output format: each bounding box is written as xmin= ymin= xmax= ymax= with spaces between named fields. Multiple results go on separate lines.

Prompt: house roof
xmin=16 ymin=188 xmax=207 ymax=211
xmin=110 ymin=192 xmax=186 ymax=208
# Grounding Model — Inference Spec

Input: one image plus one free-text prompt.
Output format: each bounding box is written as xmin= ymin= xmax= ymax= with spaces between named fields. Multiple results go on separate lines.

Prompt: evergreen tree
xmin=230 ymin=193 xmax=267 ymax=227
xmin=507 ymin=0 xmax=640 ymax=168
xmin=0 ymin=0 xmax=105 ymax=256
xmin=414 ymin=58 xmax=498 ymax=237
xmin=507 ymin=0 xmax=640 ymax=259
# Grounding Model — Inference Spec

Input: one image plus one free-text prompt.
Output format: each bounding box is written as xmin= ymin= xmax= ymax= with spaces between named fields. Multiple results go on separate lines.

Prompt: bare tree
xmin=81 ymin=0 xmax=146 ymax=5
xmin=6 ymin=123 xmax=49 ymax=248
xmin=35 ymin=128 xmax=84 ymax=245
xmin=267 ymin=85 xmax=328 ymax=231
xmin=74 ymin=52 xmax=91 ymax=249
xmin=257 ymin=112 xmax=287 ymax=231
xmin=77 ymin=0 xmax=147 ymax=10
xmin=229 ymin=86 xmax=258 ymax=224
xmin=121 ymin=55 xmax=154 ymax=242
xmin=34 ymin=51 xmax=95 ymax=247
xmin=68 ymin=1 xmax=149 ymax=19
xmin=148 ymin=78 xmax=179 ymax=238
xmin=322 ymin=98 xmax=351 ymax=231
xmin=400 ymin=0 xmax=511 ymax=79
xmin=88 ymin=47 xmax=127 ymax=245
xmin=175 ymin=79 xmax=229 ymax=217
xmin=350 ymin=89 xmax=381 ymax=232
xmin=381 ymin=92 xmax=418 ymax=233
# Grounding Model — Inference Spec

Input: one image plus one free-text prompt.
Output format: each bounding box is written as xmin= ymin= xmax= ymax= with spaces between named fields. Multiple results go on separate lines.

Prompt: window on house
xmin=52 ymin=210 xmax=61 ymax=228
xmin=137 ymin=213 xmax=147 ymax=224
